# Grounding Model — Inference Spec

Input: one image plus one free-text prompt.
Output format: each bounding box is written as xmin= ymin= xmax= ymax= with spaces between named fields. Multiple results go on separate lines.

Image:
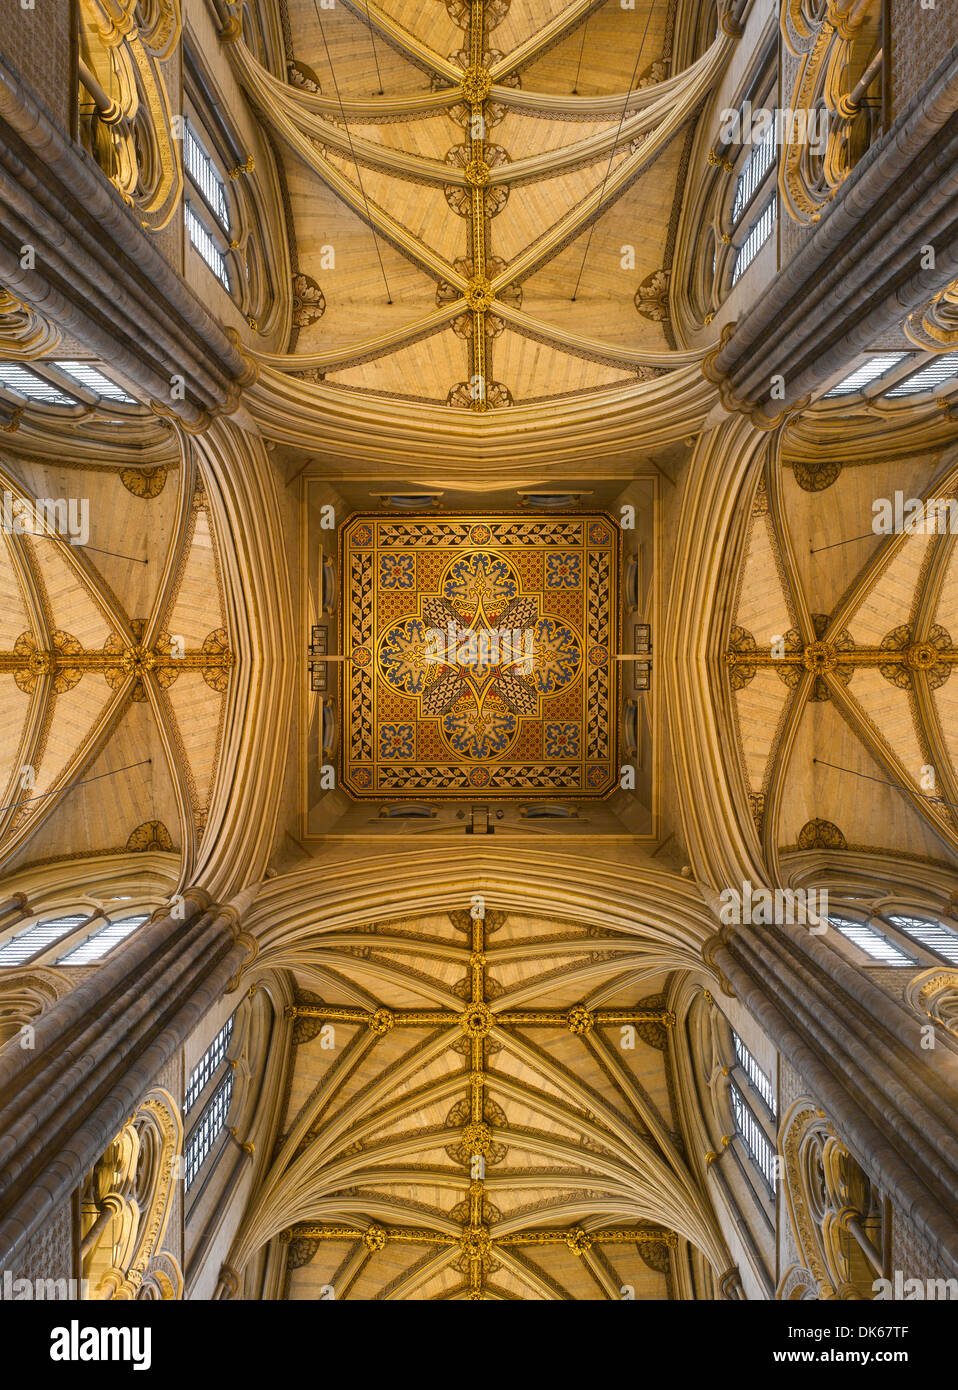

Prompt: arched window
xmin=0 ymin=910 xmax=149 ymax=967
xmin=731 ymin=125 xmax=776 ymax=228
xmin=185 ymin=1069 xmax=234 ymax=1191
xmin=729 ymin=1080 xmax=776 ymax=1194
xmin=182 ymin=44 xmax=279 ymax=332
xmin=679 ymin=37 xmax=778 ymax=328
xmin=732 ymin=1031 xmax=776 ymax=1115
xmin=184 ymin=1011 xmax=239 ymax=1192
xmin=825 ymin=910 xmax=919 ymax=966
xmin=731 ymin=199 xmax=776 ymax=286
xmin=185 ymin=1014 xmax=235 ymax=1114
xmin=718 ymin=40 xmax=778 ymax=296
xmin=728 ymin=1030 xmax=776 ymax=1195
xmin=880 ymin=913 xmax=958 ymax=966
xmin=183 ymin=118 xmax=234 ymax=292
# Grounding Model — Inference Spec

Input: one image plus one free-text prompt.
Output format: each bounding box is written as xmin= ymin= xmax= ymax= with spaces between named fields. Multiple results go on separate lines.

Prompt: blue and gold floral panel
xmin=341 ymin=516 xmax=618 ymax=798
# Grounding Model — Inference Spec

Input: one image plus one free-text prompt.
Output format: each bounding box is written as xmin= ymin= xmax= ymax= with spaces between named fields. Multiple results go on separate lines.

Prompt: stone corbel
xmin=702 ymin=925 xmax=736 ymax=997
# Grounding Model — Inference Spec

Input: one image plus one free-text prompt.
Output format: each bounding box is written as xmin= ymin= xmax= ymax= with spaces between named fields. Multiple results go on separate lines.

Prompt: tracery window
xmin=732 ymin=199 xmax=776 ymax=286
xmin=184 ymin=1069 xmax=233 ymax=1190
xmin=55 ymin=361 xmax=137 ymax=402
xmin=730 ymin=1079 xmax=777 ymax=1194
xmin=826 ymin=913 xmax=915 ymax=965
xmin=823 ymin=353 xmax=910 ymax=397
xmin=0 ymin=914 xmax=90 ymax=966
xmin=0 ymin=364 xmax=79 ymax=406
xmin=57 ymin=914 xmax=149 ymax=965
xmin=880 ymin=914 xmax=958 ymax=967
xmin=732 ymin=1031 xmax=776 ymax=1116
xmin=185 ymin=1014 xmax=235 ymax=1114
xmin=0 ymin=360 xmax=137 ymax=409
xmin=882 ymin=352 xmax=958 ymax=398
xmin=0 ymin=910 xmax=150 ymax=967
xmin=825 ymin=905 xmax=958 ymax=972
xmin=821 ymin=349 xmax=958 ymax=403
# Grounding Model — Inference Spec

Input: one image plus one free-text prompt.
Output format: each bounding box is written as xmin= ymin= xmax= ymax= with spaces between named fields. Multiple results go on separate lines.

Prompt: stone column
xmin=712 ymin=923 xmax=958 ymax=1274
xmin=708 ymin=49 xmax=958 ymax=417
xmin=0 ymin=888 xmax=256 ymax=1267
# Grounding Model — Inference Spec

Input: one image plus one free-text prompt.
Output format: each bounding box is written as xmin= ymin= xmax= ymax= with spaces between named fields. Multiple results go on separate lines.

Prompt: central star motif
xmin=376 ymin=550 xmax=582 ymax=761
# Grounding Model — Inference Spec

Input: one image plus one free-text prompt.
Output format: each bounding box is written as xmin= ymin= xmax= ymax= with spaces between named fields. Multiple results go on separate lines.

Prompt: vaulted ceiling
xmin=0 ymin=422 xmax=233 ymax=888
xmin=726 ymin=438 xmax=958 ymax=879
xmin=236 ymin=0 xmax=722 ymax=412
xmin=239 ymin=905 xmax=724 ymax=1299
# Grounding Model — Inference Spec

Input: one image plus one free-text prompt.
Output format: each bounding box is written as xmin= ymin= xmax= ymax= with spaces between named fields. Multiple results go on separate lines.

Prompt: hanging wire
xmin=813 ymin=759 xmax=958 ymax=814
xmin=572 ymin=19 xmax=589 ymax=94
xmin=313 ymin=0 xmax=393 ymax=302
xmin=570 ymin=3 xmax=655 ymax=301
xmin=363 ymin=0 xmax=385 ymax=95
xmin=0 ymin=761 xmax=152 ymax=815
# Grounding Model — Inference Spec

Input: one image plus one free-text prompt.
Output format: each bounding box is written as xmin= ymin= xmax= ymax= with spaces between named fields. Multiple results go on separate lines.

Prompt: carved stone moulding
xmin=905 ymin=280 xmax=958 ymax=351
xmin=904 ymin=968 xmax=958 ymax=1041
xmin=777 ymin=1099 xmax=883 ymax=1300
xmin=0 ymin=286 xmax=62 ymax=358
xmin=80 ymin=1086 xmax=184 ymax=1300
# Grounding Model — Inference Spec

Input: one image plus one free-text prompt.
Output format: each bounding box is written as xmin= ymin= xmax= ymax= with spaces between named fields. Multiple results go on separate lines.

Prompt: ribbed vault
xmin=724 ymin=436 xmax=958 ymax=880
xmin=0 ymin=419 xmax=245 ymax=890
xmin=234 ymin=894 xmax=729 ymax=1299
xmin=226 ymin=0 xmax=726 ymax=420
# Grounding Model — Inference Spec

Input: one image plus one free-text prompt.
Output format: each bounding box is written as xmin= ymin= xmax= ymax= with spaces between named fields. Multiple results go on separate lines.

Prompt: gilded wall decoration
xmin=904 ymin=969 xmax=958 ymax=1041
xmin=905 ymin=278 xmax=958 ymax=350
xmin=792 ymin=456 xmax=843 ymax=492
xmin=779 ymin=0 xmax=882 ymax=224
xmin=634 ymin=268 xmax=671 ymax=324
xmin=291 ymin=273 xmax=326 ymax=329
xmin=341 ymin=516 xmax=619 ymax=797
xmin=0 ymin=286 xmax=61 ymax=359
xmin=287 ymin=59 xmax=321 ymax=93
xmin=797 ymin=818 xmax=847 ymax=849
xmin=0 ymin=968 xmax=71 ymax=1046
xmin=126 ymin=819 xmax=174 ymax=851
xmin=120 ymin=465 xmax=168 ymax=498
